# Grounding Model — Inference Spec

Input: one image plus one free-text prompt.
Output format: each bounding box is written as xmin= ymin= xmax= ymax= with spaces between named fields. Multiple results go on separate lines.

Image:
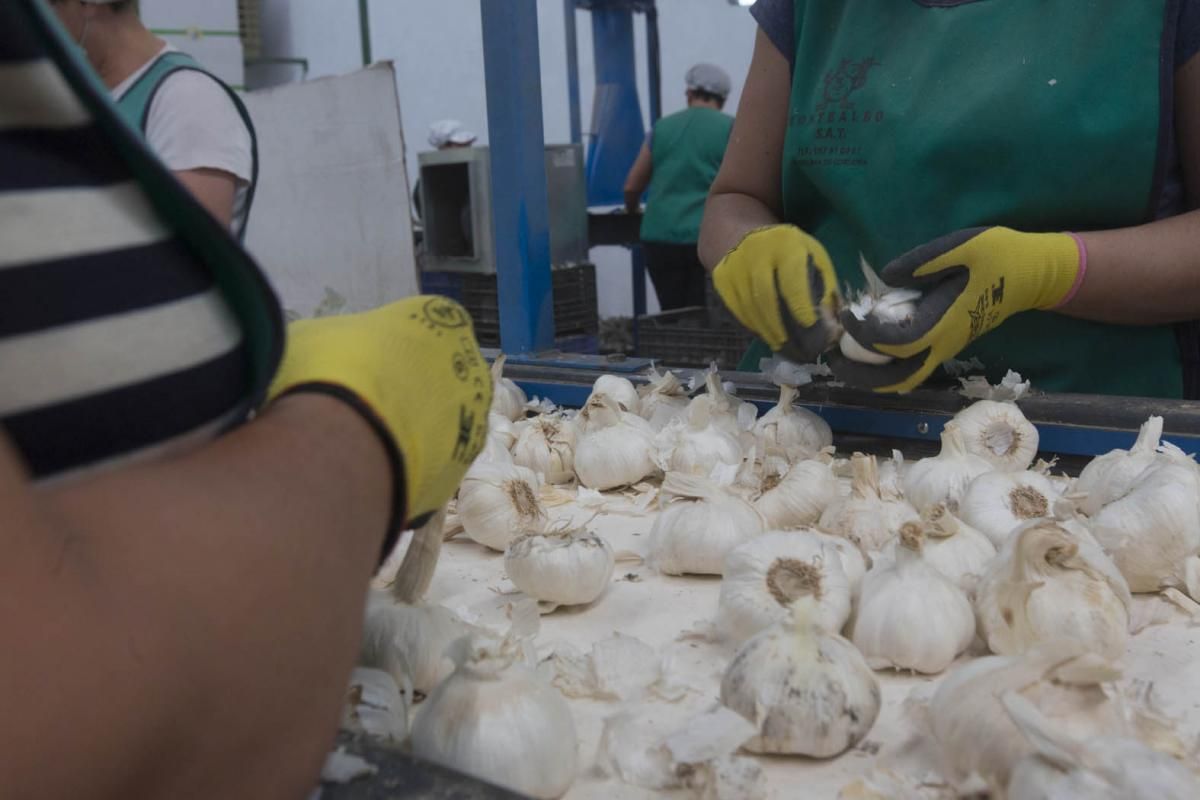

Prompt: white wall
xmin=250 ymin=0 xmax=759 ymax=318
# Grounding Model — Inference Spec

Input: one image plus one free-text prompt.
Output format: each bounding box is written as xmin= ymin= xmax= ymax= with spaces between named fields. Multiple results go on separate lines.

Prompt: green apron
xmin=641 ymin=107 xmax=734 ymax=244
xmin=743 ymin=0 xmax=1183 ymax=398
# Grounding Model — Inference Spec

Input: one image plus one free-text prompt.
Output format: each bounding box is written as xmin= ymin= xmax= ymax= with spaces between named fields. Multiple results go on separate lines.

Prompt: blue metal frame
xmin=564 ymin=0 xmax=583 ymax=145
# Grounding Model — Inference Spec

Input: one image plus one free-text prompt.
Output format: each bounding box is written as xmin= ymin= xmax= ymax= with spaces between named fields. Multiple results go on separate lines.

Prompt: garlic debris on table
xmin=903 ymin=422 xmax=994 ymax=512
xmin=457 ymin=463 xmax=548 ymax=551
xmin=752 ymin=383 xmax=833 ymax=462
xmin=489 ymin=354 xmax=527 ymax=422
xmin=504 ymin=525 xmax=615 ymax=611
xmin=511 ymin=415 xmax=577 ymax=484
xmin=952 ymin=399 xmax=1039 ymax=472
xmin=589 ymin=373 xmax=640 ymax=414
xmin=878 ymin=504 xmax=995 ymax=590
xmin=819 ymin=453 xmax=919 ymax=552
xmin=658 ymin=395 xmax=744 ymax=476
xmin=975 ymin=520 xmax=1131 ymax=659
xmin=648 ymin=472 xmax=766 ymax=575
xmin=721 ymin=597 xmax=881 ymax=757
xmin=411 ymin=632 xmax=578 ymax=800
xmin=574 ymin=394 xmax=659 ymax=490
xmin=958 ymin=469 xmax=1061 ymax=547
xmin=1076 ymin=415 xmax=1164 ymax=516
xmin=716 ymin=530 xmax=855 ymax=643
xmin=637 ymin=367 xmax=691 ymax=430
xmin=851 ymin=523 xmax=975 ymax=674
xmin=754 ymin=457 xmax=839 ymax=530
xmin=838 ymin=258 xmax=921 ymax=366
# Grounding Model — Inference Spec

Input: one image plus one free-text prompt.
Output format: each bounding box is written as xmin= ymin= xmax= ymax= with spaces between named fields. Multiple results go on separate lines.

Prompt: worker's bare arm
xmin=698 ymin=28 xmax=790 ymax=272
xmin=0 ymin=394 xmax=389 ymax=799
xmin=623 ymin=142 xmax=653 ymax=213
xmin=175 ymin=167 xmax=238 ymax=228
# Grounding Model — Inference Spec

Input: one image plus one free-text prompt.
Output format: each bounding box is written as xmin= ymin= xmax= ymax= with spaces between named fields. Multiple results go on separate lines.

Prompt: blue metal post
xmin=645 ymin=3 xmax=662 ymax=124
xmin=481 ymin=0 xmax=555 ymax=353
xmin=564 ymin=0 xmax=583 ymax=145
xmin=631 ymin=244 xmax=646 ymax=354
xmin=584 ymin=5 xmax=646 ymax=206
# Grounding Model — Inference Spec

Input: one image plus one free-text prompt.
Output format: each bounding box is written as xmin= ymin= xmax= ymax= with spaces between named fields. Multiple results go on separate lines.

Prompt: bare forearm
xmin=698 ymin=191 xmax=782 ymax=271
xmin=624 ymin=190 xmax=642 ymax=214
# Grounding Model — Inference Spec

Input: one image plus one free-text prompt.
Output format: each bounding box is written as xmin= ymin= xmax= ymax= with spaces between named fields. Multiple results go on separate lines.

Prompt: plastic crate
xmin=636 ymin=307 xmax=753 ymax=368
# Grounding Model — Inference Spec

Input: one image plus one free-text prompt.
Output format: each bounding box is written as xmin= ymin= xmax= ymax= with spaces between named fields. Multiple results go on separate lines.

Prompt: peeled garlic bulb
xmin=755 ymin=458 xmax=839 ymax=530
xmin=851 ymin=524 xmax=975 ymax=673
xmin=878 ymin=505 xmax=995 ymax=589
xmin=959 ymin=470 xmax=1061 ymax=547
xmin=637 ymin=368 xmax=691 ymax=431
xmin=648 ymin=472 xmax=766 ymax=575
xmin=953 ymin=399 xmax=1040 ymax=472
xmin=512 ymin=415 xmax=576 ymax=484
xmin=505 ymin=526 xmax=615 ymax=609
xmin=590 ymin=374 xmax=640 ymax=414
xmin=659 ymin=395 xmax=744 ymax=476
xmin=975 ymin=520 xmax=1131 ymax=659
xmin=490 ymin=355 xmax=527 ymax=421
xmin=721 ymin=597 xmax=881 ymax=757
xmin=574 ymin=395 xmax=659 ymax=490
xmin=412 ymin=633 xmax=578 ymax=799
xmin=819 ymin=453 xmax=919 ymax=552
xmin=752 ymin=383 xmax=832 ymax=463
xmin=360 ymin=590 xmax=474 ymax=694
xmin=903 ymin=422 xmax=994 ymax=512
xmin=457 ymin=463 xmax=548 ymax=551
xmin=1076 ymin=416 xmax=1164 ymax=516
xmin=717 ymin=530 xmax=854 ymax=643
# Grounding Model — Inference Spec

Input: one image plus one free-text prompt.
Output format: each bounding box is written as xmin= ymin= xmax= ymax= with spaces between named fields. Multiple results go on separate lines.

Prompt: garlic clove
xmin=504 ymin=526 xmax=615 ymax=609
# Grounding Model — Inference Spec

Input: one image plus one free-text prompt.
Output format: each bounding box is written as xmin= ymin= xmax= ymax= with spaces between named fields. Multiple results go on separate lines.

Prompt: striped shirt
xmin=1 ymin=1 xmax=281 ymax=481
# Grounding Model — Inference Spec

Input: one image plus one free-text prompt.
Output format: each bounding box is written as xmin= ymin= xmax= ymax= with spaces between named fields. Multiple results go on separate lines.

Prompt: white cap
xmin=685 ymin=63 xmax=732 ymax=99
xmin=428 ymin=119 xmax=477 ymax=148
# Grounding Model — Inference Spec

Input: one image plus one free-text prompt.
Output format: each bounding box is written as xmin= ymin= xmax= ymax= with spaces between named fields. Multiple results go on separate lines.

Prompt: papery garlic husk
xmin=574 ymin=394 xmax=659 ymax=490
xmin=721 ymin=597 xmax=881 ymax=756
xmin=819 ymin=453 xmax=919 ymax=551
xmin=504 ymin=526 xmax=615 ymax=609
xmin=904 ymin=422 xmax=995 ymax=512
xmin=878 ymin=505 xmax=996 ymax=590
xmin=342 ymin=667 xmax=408 ymax=743
xmin=457 ymin=463 xmax=548 ymax=551
xmin=975 ymin=520 xmax=1131 ymax=659
xmin=959 ymin=469 xmax=1061 ymax=547
xmin=1091 ymin=451 xmax=1200 ymax=597
xmin=876 ymin=449 xmax=908 ymax=499
xmin=658 ymin=395 xmax=744 ymax=477
xmin=953 ymin=399 xmax=1039 ymax=472
xmin=360 ymin=590 xmax=475 ymax=694
xmin=717 ymin=530 xmax=854 ymax=643
xmin=755 ymin=457 xmax=840 ymax=530
xmin=638 ymin=367 xmax=691 ymax=431
xmin=1076 ymin=415 xmax=1164 ymax=516
xmin=490 ymin=355 xmax=527 ymax=421
xmin=752 ymin=383 xmax=833 ymax=463
xmin=589 ymin=373 xmax=640 ymax=414
xmin=412 ymin=633 xmax=578 ymax=799
xmin=648 ymin=472 xmax=766 ymax=575
xmin=839 ymin=260 xmax=920 ymax=366
xmin=511 ymin=415 xmax=577 ymax=484
xmin=851 ymin=524 xmax=975 ymax=674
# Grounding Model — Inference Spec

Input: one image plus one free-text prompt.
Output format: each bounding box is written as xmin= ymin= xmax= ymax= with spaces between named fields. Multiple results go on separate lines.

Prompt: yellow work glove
xmin=712 ymin=225 xmax=842 ymax=365
xmin=268 ymin=296 xmax=492 ymax=546
xmin=832 ymin=227 xmax=1084 ymax=393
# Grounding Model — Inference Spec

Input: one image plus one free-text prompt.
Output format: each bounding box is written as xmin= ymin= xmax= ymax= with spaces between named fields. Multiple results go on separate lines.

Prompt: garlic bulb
xmin=1076 ymin=415 xmax=1164 ymax=516
xmin=574 ymin=395 xmax=659 ymax=490
xmin=648 ymin=472 xmax=766 ymax=576
xmin=878 ymin=505 xmax=996 ymax=589
xmin=755 ymin=458 xmax=839 ymax=530
xmin=360 ymin=590 xmax=474 ymax=694
xmin=876 ymin=449 xmax=908 ymax=499
xmin=697 ymin=369 xmax=758 ymax=439
xmin=488 ymin=412 xmax=517 ymax=450
xmin=975 ymin=520 xmax=1131 ymax=659
xmin=839 ymin=262 xmax=920 ymax=365
xmin=412 ymin=633 xmax=578 ymax=799
xmin=752 ymin=383 xmax=832 ymax=462
xmin=637 ymin=367 xmax=691 ymax=430
xmin=457 ymin=463 xmax=548 ymax=551
xmin=490 ymin=355 xmax=527 ymax=421
xmin=512 ymin=415 xmax=576 ymax=484
xmin=953 ymin=399 xmax=1040 ymax=472
xmin=589 ymin=373 xmax=640 ymax=414
xmin=721 ymin=597 xmax=881 ymax=757
xmin=504 ymin=526 xmax=615 ymax=610
xmin=717 ymin=530 xmax=854 ymax=643
xmin=903 ymin=422 xmax=994 ymax=512
xmin=819 ymin=453 xmax=919 ymax=552
xmin=959 ymin=470 xmax=1061 ymax=547
xmin=851 ymin=524 xmax=975 ymax=673
xmin=659 ymin=395 xmax=744 ymax=476
xmin=342 ymin=667 xmax=408 ymax=743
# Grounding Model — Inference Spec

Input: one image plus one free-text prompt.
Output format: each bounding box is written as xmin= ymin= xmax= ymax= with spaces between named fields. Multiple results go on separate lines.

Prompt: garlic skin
xmin=457 ymin=463 xmax=548 ymax=551
xmin=589 ymin=374 xmax=640 ymax=414
xmin=819 ymin=453 xmax=919 ymax=552
xmin=975 ymin=520 xmax=1131 ymax=660
xmin=839 ymin=270 xmax=920 ymax=365
xmin=839 ymin=331 xmax=893 ymax=365
xmin=648 ymin=473 xmax=766 ymax=576
xmin=490 ymin=355 xmax=528 ymax=422
xmin=342 ymin=667 xmax=408 ymax=743
xmin=959 ymin=470 xmax=1061 ymax=547
xmin=659 ymin=395 xmax=744 ymax=477
xmin=412 ymin=634 xmax=578 ymax=800
xmin=878 ymin=505 xmax=996 ymax=589
xmin=755 ymin=458 xmax=840 ymax=530
xmin=637 ymin=368 xmax=691 ymax=431
xmin=1076 ymin=415 xmax=1164 ymax=516
xmin=717 ymin=530 xmax=854 ymax=643
xmin=752 ymin=383 xmax=833 ymax=462
xmin=851 ymin=524 xmax=975 ymax=674
xmin=953 ymin=399 xmax=1039 ymax=472
xmin=504 ymin=527 xmax=615 ymax=609
xmin=488 ymin=412 xmax=517 ymax=450
xmin=512 ymin=415 xmax=576 ymax=484
xmin=360 ymin=590 xmax=474 ymax=694
xmin=721 ymin=598 xmax=881 ymax=757
xmin=574 ymin=395 xmax=659 ymax=490
xmin=903 ymin=422 xmax=995 ymax=512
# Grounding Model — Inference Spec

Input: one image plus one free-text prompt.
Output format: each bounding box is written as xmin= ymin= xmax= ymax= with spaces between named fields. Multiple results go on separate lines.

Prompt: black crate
xmin=636 ymin=307 xmax=754 ymax=369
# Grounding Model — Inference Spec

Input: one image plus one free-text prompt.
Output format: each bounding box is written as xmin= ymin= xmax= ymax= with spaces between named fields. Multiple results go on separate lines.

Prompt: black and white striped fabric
xmin=1 ymin=0 xmax=282 ymax=480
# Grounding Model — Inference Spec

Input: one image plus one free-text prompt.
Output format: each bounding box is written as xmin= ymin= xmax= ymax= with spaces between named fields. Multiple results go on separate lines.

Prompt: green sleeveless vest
xmin=116 ymin=51 xmax=258 ymax=241
xmin=641 ymin=107 xmax=733 ymax=244
xmin=744 ymin=0 xmax=1183 ymax=398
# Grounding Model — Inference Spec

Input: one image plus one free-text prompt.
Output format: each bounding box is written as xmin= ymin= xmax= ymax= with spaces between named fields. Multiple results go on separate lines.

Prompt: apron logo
xmin=819 ymin=58 xmax=879 ymax=112
xmin=792 ymin=56 xmax=885 ymax=165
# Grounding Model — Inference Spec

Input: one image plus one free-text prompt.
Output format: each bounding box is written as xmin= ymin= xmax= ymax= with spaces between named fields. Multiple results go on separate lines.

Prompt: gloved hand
xmin=832 ymin=227 xmax=1083 ymax=393
xmin=268 ymin=295 xmax=492 ymax=536
xmin=712 ymin=225 xmax=842 ymax=364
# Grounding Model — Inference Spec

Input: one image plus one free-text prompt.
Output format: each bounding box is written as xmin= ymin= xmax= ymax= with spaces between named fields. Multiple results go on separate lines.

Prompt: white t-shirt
xmin=112 ymin=45 xmax=253 ymax=233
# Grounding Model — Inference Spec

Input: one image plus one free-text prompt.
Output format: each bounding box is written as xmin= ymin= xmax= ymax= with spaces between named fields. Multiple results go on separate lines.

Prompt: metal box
xmin=418 ymin=144 xmax=588 ymax=274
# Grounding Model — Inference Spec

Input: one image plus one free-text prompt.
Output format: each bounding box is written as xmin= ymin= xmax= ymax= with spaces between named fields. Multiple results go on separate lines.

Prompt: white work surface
xmin=382 ymin=487 xmax=1200 ymax=799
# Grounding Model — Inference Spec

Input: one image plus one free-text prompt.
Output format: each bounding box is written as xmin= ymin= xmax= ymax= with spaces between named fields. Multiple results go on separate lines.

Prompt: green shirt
xmin=640 ymin=107 xmax=733 ymax=245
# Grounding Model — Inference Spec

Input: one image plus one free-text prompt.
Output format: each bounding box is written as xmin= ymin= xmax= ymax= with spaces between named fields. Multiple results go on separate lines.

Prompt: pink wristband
xmin=1054 ymin=232 xmax=1088 ymax=308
